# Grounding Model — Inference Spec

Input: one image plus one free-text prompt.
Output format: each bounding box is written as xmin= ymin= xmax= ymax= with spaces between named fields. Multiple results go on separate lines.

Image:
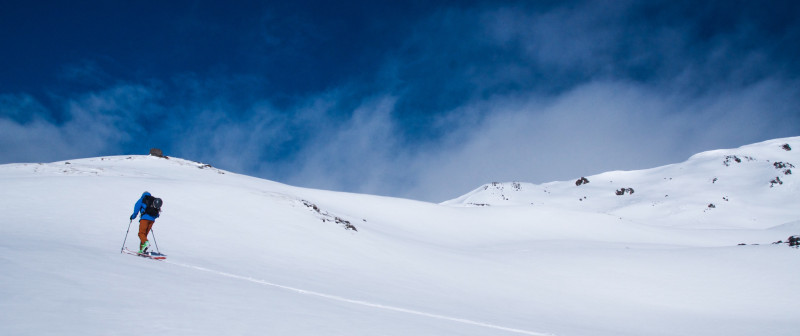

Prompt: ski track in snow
xmin=167 ymin=260 xmax=555 ymax=336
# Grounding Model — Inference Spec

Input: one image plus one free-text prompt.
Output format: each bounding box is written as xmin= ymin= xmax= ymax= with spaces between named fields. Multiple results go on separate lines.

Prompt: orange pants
xmin=138 ymin=219 xmax=154 ymax=246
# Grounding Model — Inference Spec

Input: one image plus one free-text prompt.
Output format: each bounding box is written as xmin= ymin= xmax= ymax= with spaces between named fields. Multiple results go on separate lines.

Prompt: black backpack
xmin=142 ymin=195 xmax=163 ymax=217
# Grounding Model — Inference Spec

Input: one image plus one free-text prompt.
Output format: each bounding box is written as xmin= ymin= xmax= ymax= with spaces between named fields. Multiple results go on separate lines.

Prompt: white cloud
xmin=397 ymin=79 xmax=800 ymax=202
xmin=0 ymin=85 xmax=156 ymax=163
xmin=2 ymin=76 xmax=797 ymax=203
xmin=281 ymin=95 xmax=407 ymax=196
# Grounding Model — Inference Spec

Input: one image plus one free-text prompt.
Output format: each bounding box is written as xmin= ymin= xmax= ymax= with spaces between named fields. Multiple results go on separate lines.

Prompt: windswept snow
xmin=1 ymin=137 xmax=799 ymax=336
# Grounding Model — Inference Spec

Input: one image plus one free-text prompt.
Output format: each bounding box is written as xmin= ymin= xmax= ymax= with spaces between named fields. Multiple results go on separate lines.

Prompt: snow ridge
xmin=443 ymin=136 xmax=800 ymax=229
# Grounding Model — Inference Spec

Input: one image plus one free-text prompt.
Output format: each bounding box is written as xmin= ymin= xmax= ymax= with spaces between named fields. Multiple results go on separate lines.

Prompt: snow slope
xmin=1 ymin=137 xmax=799 ymax=336
xmin=445 ymin=137 xmax=799 ymax=229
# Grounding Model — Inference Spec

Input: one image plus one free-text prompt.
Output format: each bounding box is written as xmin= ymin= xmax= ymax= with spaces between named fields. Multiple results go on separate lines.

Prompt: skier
xmin=129 ymin=191 xmax=162 ymax=253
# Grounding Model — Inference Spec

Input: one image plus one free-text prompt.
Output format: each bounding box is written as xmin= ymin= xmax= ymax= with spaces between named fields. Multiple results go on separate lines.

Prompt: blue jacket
xmin=131 ymin=192 xmax=160 ymax=221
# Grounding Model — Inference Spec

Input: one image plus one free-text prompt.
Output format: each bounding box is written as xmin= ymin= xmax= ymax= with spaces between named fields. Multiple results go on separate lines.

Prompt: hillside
xmin=1 ymin=137 xmax=799 ymax=336
xmin=445 ymin=137 xmax=799 ymax=230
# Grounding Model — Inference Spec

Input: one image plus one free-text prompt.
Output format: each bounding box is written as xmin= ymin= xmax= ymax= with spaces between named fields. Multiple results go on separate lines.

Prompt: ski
xmin=122 ymin=248 xmax=167 ymax=260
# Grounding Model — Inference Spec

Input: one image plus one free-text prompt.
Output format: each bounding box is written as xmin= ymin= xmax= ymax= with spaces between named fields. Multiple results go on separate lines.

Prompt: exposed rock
xmin=789 ymin=236 xmax=800 ymax=247
xmin=723 ymin=155 xmax=755 ymax=166
xmin=615 ymin=188 xmax=635 ymax=196
xmin=149 ymin=148 xmax=167 ymax=158
xmin=575 ymin=177 xmax=590 ymax=186
xmin=301 ymin=200 xmax=357 ymax=231
xmin=773 ymin=161 xmax=795 ymax=169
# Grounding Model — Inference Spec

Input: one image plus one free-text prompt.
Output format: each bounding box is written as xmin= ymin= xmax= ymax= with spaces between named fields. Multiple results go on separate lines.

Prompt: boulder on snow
xmin=149 ymin=148 xmax=166 ymax=158
xmin=615 ymin=188 xmax=635 ymax=196
xmin=575 ymin=177 xmax=590 ymax=186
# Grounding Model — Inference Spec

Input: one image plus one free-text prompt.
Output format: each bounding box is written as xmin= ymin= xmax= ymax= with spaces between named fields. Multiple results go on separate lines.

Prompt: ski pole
xmin=121 ymin=219 xmax=133 ymax=253
xmin=150 ymin=228 xmax=161 ymax=254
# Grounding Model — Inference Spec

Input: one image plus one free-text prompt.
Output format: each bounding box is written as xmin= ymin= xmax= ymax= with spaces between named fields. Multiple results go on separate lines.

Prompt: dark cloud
xmin=1 ymin=0 xmax=798 ymax=202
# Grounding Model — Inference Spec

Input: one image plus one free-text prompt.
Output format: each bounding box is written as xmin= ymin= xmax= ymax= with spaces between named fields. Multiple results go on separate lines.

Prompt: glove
xmin=130 ymin=215 xmax=136 ymax=220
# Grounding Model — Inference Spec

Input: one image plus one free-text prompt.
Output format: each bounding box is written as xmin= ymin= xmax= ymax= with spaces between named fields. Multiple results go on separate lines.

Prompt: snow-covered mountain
xmin=1 ymin=137 xmax=798 ymax=336
xmin=445 ymin=137 xmax=799 ymax=230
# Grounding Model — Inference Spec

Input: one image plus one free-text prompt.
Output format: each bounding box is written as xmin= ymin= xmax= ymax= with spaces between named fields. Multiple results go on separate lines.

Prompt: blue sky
xmin=2 ymin=0 xmax=799 ymax=202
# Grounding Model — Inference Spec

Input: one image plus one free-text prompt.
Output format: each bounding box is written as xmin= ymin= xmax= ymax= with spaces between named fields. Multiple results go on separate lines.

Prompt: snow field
xmin=1 ymin=137 xmax=799 ymax=335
